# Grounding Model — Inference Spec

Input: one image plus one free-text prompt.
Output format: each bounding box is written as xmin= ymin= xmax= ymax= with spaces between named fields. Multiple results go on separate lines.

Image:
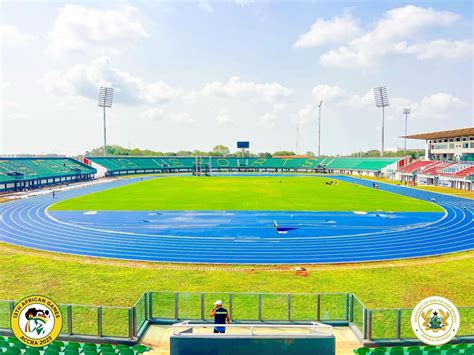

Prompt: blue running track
xmin=1 ymin=175 xmax=473 ymax=264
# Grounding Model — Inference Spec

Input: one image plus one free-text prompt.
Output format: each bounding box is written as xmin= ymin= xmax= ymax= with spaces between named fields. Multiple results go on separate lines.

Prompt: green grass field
xmin=51 ymin=176 xmax=442 ymax=212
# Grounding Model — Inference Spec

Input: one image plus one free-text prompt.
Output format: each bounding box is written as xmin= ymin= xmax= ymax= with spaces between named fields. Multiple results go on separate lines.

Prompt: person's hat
xmin=214 ymin=300 xmax=223 ymax=306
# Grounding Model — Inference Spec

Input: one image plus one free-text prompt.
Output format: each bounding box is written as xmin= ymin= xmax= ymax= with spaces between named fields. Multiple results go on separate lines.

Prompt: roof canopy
xmin=401 ymin=127 xmax=474 ymax=140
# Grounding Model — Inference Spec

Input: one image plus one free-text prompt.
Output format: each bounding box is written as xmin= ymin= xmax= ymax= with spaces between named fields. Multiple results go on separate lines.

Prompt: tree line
xmin=85 ymin=145 xmax=424 ymax=159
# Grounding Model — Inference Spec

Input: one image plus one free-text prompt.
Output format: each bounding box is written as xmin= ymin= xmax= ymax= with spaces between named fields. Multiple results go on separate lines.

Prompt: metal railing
xmin=148 ymin=291 xmax=350 ymax=323
xmin=0 ymin=292 xmax=472 ymax=344
xmin=367 ymin=306 xmax=474 ymax=341
xmin=172 ymin=321 xmax=333 ymax=336
xmin=0 ymin=300 xmax=133 ymax=340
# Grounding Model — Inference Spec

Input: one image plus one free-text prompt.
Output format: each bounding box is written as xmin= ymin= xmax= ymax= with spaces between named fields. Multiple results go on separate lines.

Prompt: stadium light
xmin=318 ymin=100 xmax=323 ymax=157
xmin=403 ymin=108 xmax=411 ymax=155
xmin=98 ymin=87 xmax=114 ymax=156
xmin=373 ymin=86 xmax=390 ymax=157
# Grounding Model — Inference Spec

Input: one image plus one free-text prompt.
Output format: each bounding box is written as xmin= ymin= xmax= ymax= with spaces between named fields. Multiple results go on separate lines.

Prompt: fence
xmin=0 ymin=292 xmax=472 ymax=344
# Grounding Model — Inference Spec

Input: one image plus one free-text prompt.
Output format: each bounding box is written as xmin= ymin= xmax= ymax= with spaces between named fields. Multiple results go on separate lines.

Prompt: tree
xmin=272 ymin=151 xmax=295 ymax=157
xmin=212 ymin=145 xmax=230 ymax=156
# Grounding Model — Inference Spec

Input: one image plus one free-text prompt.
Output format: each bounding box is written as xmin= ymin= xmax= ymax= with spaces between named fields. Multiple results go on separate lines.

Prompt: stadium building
xmin=397 ymin=127 xmax=474 ymax=191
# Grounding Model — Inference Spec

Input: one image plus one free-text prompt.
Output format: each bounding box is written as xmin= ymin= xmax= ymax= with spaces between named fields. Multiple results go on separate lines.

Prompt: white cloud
xmin=318 ymin=5 xmax=468 ymax=69
xmin=47 ymin=5 xmax=148 ymax=58
xmin=234 ymin=0 xmax=255 ymax=6
xmin=258 ymin=113 xmax=276 ymax=127
xmin=171 ymin=112 xmax=196 ymax=124
xmin=403 ymin=39 xmax=474 ymax=59
xmin=294 ymin=13 xmax=361 ymax=48
xmin=348 ymin=89 xmax=374 ymax=108
xmin=216 ymin=110 xmax=233 ymax=126
xmin=40 ymin=56 xmax=180 ymax=105
xmin=297 ymin=104 xmax=314 ymax=125
xmin=202 ymin=76 xmax=292 ymax=109
xmin=141 ymin=108 xmax=165 ymax=121
xmin=312 ymin=84 xmax=346 ymax=103
xmin=0 ymin=25 xmax=36 ymax=46
xmin=411 ymin=93 xmax=465 ymax=119
xmin=333 ymin=85 xmax=465 ymax=121
xmin=1 ymin=82 xmax=11 ymax=92
xmin=197 ymin=0 xmax=214 ymax=13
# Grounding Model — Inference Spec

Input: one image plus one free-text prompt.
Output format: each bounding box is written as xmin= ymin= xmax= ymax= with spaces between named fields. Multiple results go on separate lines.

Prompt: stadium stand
xmin=0 ymin=337 xmax=150 ymax=355
xmin=87 ymin=156 xmax=401 ymax=177
xmin=0 ymin=157 xmax=96 ymax=192
xmin=353 ymin=343 xmax=473 ymax=354
xmin=396 ymin=159 xmax=474 ymax=191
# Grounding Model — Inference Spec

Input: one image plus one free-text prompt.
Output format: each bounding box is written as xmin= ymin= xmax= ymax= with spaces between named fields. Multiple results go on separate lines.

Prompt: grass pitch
xmin=51 ymin=176 xmax=441 ymax=212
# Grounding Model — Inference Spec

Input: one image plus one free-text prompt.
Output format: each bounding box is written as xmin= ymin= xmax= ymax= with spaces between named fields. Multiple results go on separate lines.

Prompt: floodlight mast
xmin=403 ymin=108 xmax=411 ymax=155
xmin=98 ymin=87 xmax=114 ymax=157
xmin=373 ymin=86 xmax=390 ymax=157
xmin=318 ymin=100 xmax=323 ymax=157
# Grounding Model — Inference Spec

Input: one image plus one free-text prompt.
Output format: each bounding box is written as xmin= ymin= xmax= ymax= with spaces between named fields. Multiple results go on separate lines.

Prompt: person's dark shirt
xmin=214 ymin=307 xmax=228 ymax=325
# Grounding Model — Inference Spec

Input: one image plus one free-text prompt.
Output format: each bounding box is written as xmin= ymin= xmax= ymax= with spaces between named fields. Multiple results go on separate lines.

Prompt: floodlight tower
xmin=373 ymin=86 xmax=390 ymax=157
xmin=98 ymin=87 xmax=114 ymax=156
xmin=318 ymin=100 xmax=323 ymax=157
xmin=403 ymin=108 xmax=411 ymax=155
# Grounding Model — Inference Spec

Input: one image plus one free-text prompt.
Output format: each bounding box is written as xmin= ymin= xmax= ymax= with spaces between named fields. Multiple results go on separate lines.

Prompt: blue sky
xmin=1 ymin=0 xmax=473 ymax=155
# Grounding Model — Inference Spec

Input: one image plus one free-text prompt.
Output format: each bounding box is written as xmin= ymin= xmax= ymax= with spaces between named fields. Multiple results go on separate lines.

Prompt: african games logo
xmin=11 ymin=296 xmax=63 ymax=347
xmin=411 ymin=296 xmax=460 ymax=346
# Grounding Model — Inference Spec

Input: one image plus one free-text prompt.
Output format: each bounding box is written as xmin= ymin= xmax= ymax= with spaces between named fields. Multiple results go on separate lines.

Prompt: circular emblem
xmin=10 ymin=295 xmax=63 ymax=347
xmin=411 ymin=296 xmax=460 ymax=346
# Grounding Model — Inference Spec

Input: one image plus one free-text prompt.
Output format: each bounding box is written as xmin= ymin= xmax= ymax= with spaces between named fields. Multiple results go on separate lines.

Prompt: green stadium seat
xmin=441 ymin=344 xmax=453 ymax=350
xmin=115 ymin=345 xmax=130 ymax=350
xmin=83 ymin=344 xmax=97 ymax=350
xmin=445 ymin=349 xmax=460 ymax=355
xmin=463 ymin=348 xmax=474 ymax=355
xmin=99 ymin=344 xmax=113 ymax=348
xmin=389 ymin=350 xmax=403 ymax=355
xmin=25 ymin=348 xmax=40 ymax=355
xmin=456 ymin=344 xmax=468 ymax=350
xmin=53 ymin=341 xmax=65 ymax=347
xmin=353 ymin=347 xmax=370 ymax=354
xmin=369 ymin=350 xmax=385 ymax=355
xmin=11 ymin=343 xmax=26 ymax=350
xmin=408 ymin=350 xmax=422 ymax=355
xmin=66 ymin=342 xmax=81 ymax=349
xmin=44 ymin=348 xmax=60 ymax=355
xmin=407 ymin=346 xmax=420 ymax=351
xmin=84 ymin=350 xmax=98 ymax=355
xmin=6 ymin=348 xmax=20 ymax=355
xmin=427 ymin=349 xmax=441 ymax=355
xmin=132 ymin=345 xmax=149 ymax=354
xmin=65 ymin=349 xmax=80 ymax=355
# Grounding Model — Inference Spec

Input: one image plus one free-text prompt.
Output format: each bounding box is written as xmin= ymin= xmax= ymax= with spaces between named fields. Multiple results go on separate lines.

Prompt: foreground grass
xmin=0 ymin=243 xmax=472 ymax=338
xmin=355 ymin=175 xmax=474 ymax=200
xmin=50 ymin=176 xmax=441 ymax=212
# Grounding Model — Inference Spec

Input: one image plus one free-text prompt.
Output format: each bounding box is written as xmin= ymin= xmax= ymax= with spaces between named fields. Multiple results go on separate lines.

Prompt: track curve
xmin=1 ymin=175 xmax=473 ymax=264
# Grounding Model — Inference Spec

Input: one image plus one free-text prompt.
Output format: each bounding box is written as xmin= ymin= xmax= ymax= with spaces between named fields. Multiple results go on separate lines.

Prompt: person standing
xmin=209 ymin=300 xmax=231 ymax=333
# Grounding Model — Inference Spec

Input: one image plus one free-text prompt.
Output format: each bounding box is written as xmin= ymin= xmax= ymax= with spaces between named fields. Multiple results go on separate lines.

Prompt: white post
xmin=103 ymin=106 xmax=107 ymax=156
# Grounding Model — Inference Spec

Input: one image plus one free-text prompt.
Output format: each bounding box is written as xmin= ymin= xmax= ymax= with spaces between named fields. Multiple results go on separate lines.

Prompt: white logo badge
xmin=411 ymin=296 xmax=460 ymax=346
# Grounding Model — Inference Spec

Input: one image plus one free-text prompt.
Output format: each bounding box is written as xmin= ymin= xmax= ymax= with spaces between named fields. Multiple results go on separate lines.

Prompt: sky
xmin=1 ymin=0 xmax=473 ymax=156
